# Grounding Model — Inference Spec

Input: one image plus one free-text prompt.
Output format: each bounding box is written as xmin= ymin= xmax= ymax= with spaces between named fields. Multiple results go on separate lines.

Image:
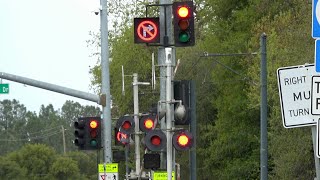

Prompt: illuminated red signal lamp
xmin=172 ymin=130 xmax=193 ymax=151
xmin=140 ymin=115 xmax=156 ymax=132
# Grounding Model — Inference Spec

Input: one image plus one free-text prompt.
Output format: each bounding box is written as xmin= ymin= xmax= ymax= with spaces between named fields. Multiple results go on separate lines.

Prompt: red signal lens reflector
xmin=90 ymin=120 xmax=98 ymax=129
xmin=177 ymin=6 xmax=189 ymax=18
xmin=151 ymin=135 xmax=161 ymax=146
xmin=90 ymin=130 xmax=97 ymax=138
xmin=122 ymin=121 xmax=132 ymax=130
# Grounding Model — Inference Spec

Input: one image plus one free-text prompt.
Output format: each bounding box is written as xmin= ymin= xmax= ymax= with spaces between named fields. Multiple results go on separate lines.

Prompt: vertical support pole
xmin=125 ymin=144 xmax=130 ymax=180
xmin=260 ymin=33 xmax=268 ymax=180
xmin=312 ymin=126 xmax=320 ymax=180
xmin=100 ymin=0 xmax=112 ymax=164
xmin=133 ymin=73 xmax=141 ymax=178
xmin=166 ymin=48 xmax=173 ymax=180
xmin=189 ymin=81 xmax=196 ymax=180
xmin=159 ymin=0 xmax=173 ymax=169
xmin=61 ymin=125 xmax=66 ymax=155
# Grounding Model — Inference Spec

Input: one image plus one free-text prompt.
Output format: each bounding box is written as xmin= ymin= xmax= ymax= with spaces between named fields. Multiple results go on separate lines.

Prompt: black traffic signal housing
xmin=144 ymin=153 xmax=160 ymax=169
xmin=116 ymin=116 xmax=135 ymax=134
xmin=174 ymin=80 xmax=191 ymax=125
xmin=74 ymin=117 xmax=102 ymax=150
xmin=144 ymin=130 xmax=167 ymax=152
xmin=173 ymin=1 xmax=195 ymax=47
xmin=74 ymin=118 xmax=86 ymax=150
xmin=172 ymin=129 xmax=193 ymax=151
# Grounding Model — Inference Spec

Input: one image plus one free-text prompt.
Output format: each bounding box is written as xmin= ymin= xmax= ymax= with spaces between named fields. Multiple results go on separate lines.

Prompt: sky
xmin=0 ymin=0 xmax=102 ymax=113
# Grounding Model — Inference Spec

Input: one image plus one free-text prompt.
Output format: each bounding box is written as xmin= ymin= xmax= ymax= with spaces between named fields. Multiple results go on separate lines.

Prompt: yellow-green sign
xmin=153 ymin=171 xmax=175 ymax=180
xmin=98 ymin=163 xmax=118 ymax=173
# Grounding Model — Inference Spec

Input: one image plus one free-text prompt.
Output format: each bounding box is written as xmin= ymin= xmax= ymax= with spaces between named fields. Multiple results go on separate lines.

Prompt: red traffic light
xmin=172 ymin=130 xmax=193 ymax=151
xmin=145 ymin=130 xmax=166 ymax=151
xmin=140 ymin=115 xmax=156 ymax=132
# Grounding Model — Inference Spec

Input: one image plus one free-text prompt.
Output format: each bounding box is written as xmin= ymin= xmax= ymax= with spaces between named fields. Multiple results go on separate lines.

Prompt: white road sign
xmin=312 ymin=76 xmax=320 ymax=115
xmin=277 ymin=64 xmax=319 ymax=128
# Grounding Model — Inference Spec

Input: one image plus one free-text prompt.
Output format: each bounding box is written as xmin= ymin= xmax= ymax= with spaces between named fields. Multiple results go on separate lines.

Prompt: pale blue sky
xmin=0 ymin=0 xmax=101 ymax=112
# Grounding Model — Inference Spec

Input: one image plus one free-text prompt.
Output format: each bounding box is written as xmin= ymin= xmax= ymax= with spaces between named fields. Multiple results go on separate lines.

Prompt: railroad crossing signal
xmin=116 ymin=116 xmax=135 ymax=134
xmin=173 ymin=1 xmax=195 ymax=47
xmin=145 ymin=130 xmax=167 ymax=151
xmin=140 ymin=114 xmax=156 ymax=132
xmin=172 ymin=129 xmax=193 ymax=151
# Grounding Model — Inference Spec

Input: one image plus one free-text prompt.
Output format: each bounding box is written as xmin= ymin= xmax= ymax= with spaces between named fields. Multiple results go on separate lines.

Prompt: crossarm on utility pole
xmin=0 ymin=72 xmax=100 ymax=105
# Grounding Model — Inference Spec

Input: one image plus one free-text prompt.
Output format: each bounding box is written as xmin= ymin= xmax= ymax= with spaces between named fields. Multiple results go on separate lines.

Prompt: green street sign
xmin=0 ymin=84 xmax=9 ymax=94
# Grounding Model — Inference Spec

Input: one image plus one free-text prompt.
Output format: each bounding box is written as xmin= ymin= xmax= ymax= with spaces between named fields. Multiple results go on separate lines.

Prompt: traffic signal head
xmin=87 ymin=118 xmax=101 ymax=149
xmin=140 ymin=115 xmax=156 ymax=132
xmin=74 ymin=119 xmax=86 ymax=148
xmin=145 ymin=130 xmax=166 ymax=152
xmin=172 ymin=130 xmax=193 ymax=151
xmin=74 ymin=117 xmax=102 ymax=150
xmin=116 ymin=116 xmax=135 ymax=134
xmin=173 ymin=1 xmax=195 ymax=47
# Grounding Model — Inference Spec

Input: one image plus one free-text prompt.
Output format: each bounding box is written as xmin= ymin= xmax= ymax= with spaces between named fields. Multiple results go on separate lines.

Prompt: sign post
xmin=0 ymin=84 xmax=9 ymax=94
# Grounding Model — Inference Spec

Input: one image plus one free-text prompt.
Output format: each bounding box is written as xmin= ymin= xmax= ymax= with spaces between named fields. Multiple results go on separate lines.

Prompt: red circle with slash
xmin=137 ymin=20 xmax=158 ymax=42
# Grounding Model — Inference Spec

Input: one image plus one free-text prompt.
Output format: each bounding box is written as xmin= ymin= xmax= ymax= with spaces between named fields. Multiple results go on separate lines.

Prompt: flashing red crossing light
xmin=172 ymin=130 xmax=193 ymax=151
xmin=173 ymin=1 xmax=195 ymax=47
xmin=140 ymin=115 xmax=156 ymax=132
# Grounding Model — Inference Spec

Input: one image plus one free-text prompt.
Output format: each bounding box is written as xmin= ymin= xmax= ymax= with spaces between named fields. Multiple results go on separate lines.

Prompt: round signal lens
xmin=177 ymin=134 xmax=189 ymax=147
xmin=90 ymin=120 xmax=98 ymax=129
xmin=90 ymin=139 xmax=97 ymax=147
xmin=151 ymin=135 xmax=161 ymax=146
xmin=122 ymin=121 xmax=131 ymax=130
xmin=178 ymin=19 xmax=189 ymax=30
xmin=144 ymin=119 xmax=154 ymax=130
xmin=177 ymin=6 xmax=189 ymax=18
xmin=178 ymin=32 xmax=190 ymax=42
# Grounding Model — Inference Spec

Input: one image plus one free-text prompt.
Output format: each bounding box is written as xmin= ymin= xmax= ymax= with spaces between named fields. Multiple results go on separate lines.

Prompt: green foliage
xmin=0 ymin=156 xmax=27 ymax=179
xmin=49 ymin=156 xmax=80 ymax=179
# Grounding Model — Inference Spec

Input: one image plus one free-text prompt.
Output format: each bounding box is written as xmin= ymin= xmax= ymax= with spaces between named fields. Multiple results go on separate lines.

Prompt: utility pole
xmin=61 ymin=125 xmax=66 ymax=155
xmin=100 ymin=0 xmax=113 ymax=164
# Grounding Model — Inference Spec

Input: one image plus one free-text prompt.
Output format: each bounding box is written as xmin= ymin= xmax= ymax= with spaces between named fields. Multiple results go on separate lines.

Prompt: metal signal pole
xmin=100 ymin=0 xmax=113 ymax=164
